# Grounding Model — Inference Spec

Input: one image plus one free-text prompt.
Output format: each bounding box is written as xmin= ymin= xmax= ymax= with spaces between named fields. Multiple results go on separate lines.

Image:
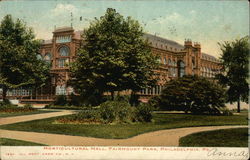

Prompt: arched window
xmin=36 ymin=54 xmax=42 ymax=60
xmin=168 ymin=59 xmax=172 ymax=66
xmin=163 ymin=57 xmax=167 ymax=65
xmin=44 ymin=53 xmax=52 ymax=63
xmin=177 ymin=60 xmax=185 ymax=77
xmin=173 ymin=60 xmax=177 ymax=66
xmin=59 ymin=46 xmax=70 ymax=56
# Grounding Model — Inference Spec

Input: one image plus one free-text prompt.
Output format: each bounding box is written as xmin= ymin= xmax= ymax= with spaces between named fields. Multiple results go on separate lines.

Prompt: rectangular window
xmin=58 ymin=59 xmax=65 ymax=68
xmin=56 ymin=85 xmax=66 ymax=95
xmin=58 ymin=58 xmax=69 ymax=68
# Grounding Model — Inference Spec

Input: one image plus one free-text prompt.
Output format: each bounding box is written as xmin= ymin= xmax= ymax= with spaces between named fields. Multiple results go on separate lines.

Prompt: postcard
xmin=0 ymin=0 xmax=249 ymax=160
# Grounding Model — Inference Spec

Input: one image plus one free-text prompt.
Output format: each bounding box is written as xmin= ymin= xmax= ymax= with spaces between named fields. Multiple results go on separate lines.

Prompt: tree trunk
xmin=237 ymin=97 xmax=241 ymax=113
xmin=111 ymin=91 xmax=114 ymax=101
xmin=2 ymin=86 xmax=7 ymax=101
xmin=130 ymin=90 xmax=135 ymax=106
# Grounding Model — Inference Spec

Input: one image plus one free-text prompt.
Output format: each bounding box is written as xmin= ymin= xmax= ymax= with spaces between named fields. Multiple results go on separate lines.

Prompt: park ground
xmin=0 ymin=108 xmax=248 ymax=146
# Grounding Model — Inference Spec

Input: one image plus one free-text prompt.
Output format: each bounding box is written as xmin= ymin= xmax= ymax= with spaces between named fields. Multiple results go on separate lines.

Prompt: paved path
xmin=0 ymin=110 xmax=77 ymax=125
xmin=0 ymin=125 xmax=247 ymax=146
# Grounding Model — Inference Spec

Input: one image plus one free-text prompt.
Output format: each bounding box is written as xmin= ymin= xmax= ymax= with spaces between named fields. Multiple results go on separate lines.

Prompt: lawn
xmin=0 ymin=110 xmax=58 ymax=118
xmin=0 ymin=112 xmax=247 ymax=139
xmin=0 ymin=138 xmax=46 ymax=146
xmin=179 ymin=128 xmax=248 ymax=147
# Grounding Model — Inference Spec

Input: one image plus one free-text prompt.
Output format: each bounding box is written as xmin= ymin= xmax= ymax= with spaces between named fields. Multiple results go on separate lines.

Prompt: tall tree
xmin=0 ymin=15 xmax=49 ymax=100
xmin=70 ymin=8 xmax=158 ymax=100
xmin=216 ymin=37 xmax=249 ymax=113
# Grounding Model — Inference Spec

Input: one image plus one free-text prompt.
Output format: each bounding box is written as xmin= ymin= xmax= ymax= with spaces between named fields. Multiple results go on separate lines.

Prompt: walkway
xmin=0 ymin=111 xmax=247 ymax=146
xmin=0 ymin=110 xmax=77 ymax=125
xmin=0 ymin=125 xmax=247 ymax=146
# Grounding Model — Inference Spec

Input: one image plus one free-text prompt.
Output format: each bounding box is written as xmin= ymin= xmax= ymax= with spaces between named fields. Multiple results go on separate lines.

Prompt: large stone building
xmin=4 ymin=27 xmax=221 ymax=102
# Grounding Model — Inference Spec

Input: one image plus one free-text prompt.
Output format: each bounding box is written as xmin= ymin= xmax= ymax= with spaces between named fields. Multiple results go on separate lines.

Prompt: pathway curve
xmin=0 ymin=110 xmax=77 ymax=125
xmin=0 ymin=125 xmax=247 ymax=146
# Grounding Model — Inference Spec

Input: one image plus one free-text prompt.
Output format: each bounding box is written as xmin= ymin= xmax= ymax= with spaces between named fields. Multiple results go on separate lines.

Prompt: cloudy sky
xmin=0 ymin=0 xmax=249 ymax=58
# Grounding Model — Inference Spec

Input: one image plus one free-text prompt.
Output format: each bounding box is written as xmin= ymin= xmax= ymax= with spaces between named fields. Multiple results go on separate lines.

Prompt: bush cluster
xmin=99 ymin=100 xmax=133 ymax=123
xmin=0 ymin=99 xmax=11 ymax=106
xmin=159 ymin=75 xmax=229 ymax=115
xmin=0 ymin=103 xmax=36 ymax=113
xmin=56 ymin=100 xmax=153 ymax=124
xmin=134 ymin=104 xmax=153 ymax=122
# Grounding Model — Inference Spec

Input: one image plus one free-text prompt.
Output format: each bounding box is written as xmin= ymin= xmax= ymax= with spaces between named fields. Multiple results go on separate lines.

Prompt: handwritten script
xmin=207 ymin=148 xmax=249 ymax=160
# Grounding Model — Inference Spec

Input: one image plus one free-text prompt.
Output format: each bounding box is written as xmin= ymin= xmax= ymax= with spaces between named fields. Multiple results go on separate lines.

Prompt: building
xmin=4 ymin=27 xmax=221 ymax=103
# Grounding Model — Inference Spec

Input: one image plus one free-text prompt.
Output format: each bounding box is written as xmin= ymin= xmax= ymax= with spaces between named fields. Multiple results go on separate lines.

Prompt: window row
xmin=55 ymin=85 xmax=74 ymax=95
xmin=160 ymin=58 xmax=178 ymax=66
xmin=140 ymin=85 xmax=164 ymax=95
xmin=56 ymin=35 xmax=72 ymax=43
xmin=6 ymin=88 xmax=32 ymax=96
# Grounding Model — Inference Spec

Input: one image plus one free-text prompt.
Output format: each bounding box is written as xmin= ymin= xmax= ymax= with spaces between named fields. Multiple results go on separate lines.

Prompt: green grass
xmin=0 ymin=112 xmax=247 ymax=139
xmin=0 ymin=138 xmax=46 ymax=146
xmin=179 ymin=128 xmax=248 ymax=147
xmin=0 ymin=110 xmax=57 ymax=118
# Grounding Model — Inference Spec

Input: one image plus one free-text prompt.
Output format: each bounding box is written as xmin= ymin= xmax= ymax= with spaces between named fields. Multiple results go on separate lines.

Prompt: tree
xmin=70 ymin=8 xmax=158 ymax=101
xmin=0 ymin=15 xmax=49 ymax=100
xmin=216 ymin=37 xmax=249 ymax=113
xmin=160 ymin=75 xmax=227 ymax=115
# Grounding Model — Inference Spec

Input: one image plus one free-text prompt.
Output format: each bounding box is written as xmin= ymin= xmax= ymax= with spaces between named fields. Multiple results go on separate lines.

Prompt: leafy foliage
xmin=0 ymin=104 xmax=36 ymax=113
xmin=99 ymin=100 xmax=134 ymax=123
xmin=0 ymin=99 xmax=11 ymax=106
xmin=160 ymin=75 xmax=227 ymax=115
xmin=53 ymin=95 xmax=68 ymax=106
xmin=216 ymin=37 xmax=249 ymax=112
xmin=69 ymin=8 xmax=158 ymax=101
xmin=0 ymin=15 xmax=49 ymax=100
xmin=55 ymin=100 xmax=153 ymax=124
xmin=148 ymin=96 xmax=161 ymax=110
xmin=134 ymin=104 xmax=153 ymax=122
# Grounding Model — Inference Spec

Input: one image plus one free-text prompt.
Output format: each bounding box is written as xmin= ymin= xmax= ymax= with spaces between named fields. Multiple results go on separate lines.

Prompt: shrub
xmin=56 ymin=100 xmax=153 ymax=124
xmin=114 ymin=95 xmax=130 ymax=103
xmin=99 ymin=100 xmax=133 ymax=123
xmin=0 ymin=104 xmax=35 ymax=113
xmin=0 ymin=99 xmax=11 ymax=106
xmin=134 ymin=104 xmax=153 ymax=122
xmin=160 ymin=75 xmax=227 ymax=115
xmin=54 ymin=95 xmax=68 ymax=106
xmin=68 ymin=94 xmax=81 ymax=106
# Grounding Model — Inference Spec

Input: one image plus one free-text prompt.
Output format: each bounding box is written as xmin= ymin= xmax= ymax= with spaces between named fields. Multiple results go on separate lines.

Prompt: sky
xmin=0 ymin=0 xmax=249 ymax=58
